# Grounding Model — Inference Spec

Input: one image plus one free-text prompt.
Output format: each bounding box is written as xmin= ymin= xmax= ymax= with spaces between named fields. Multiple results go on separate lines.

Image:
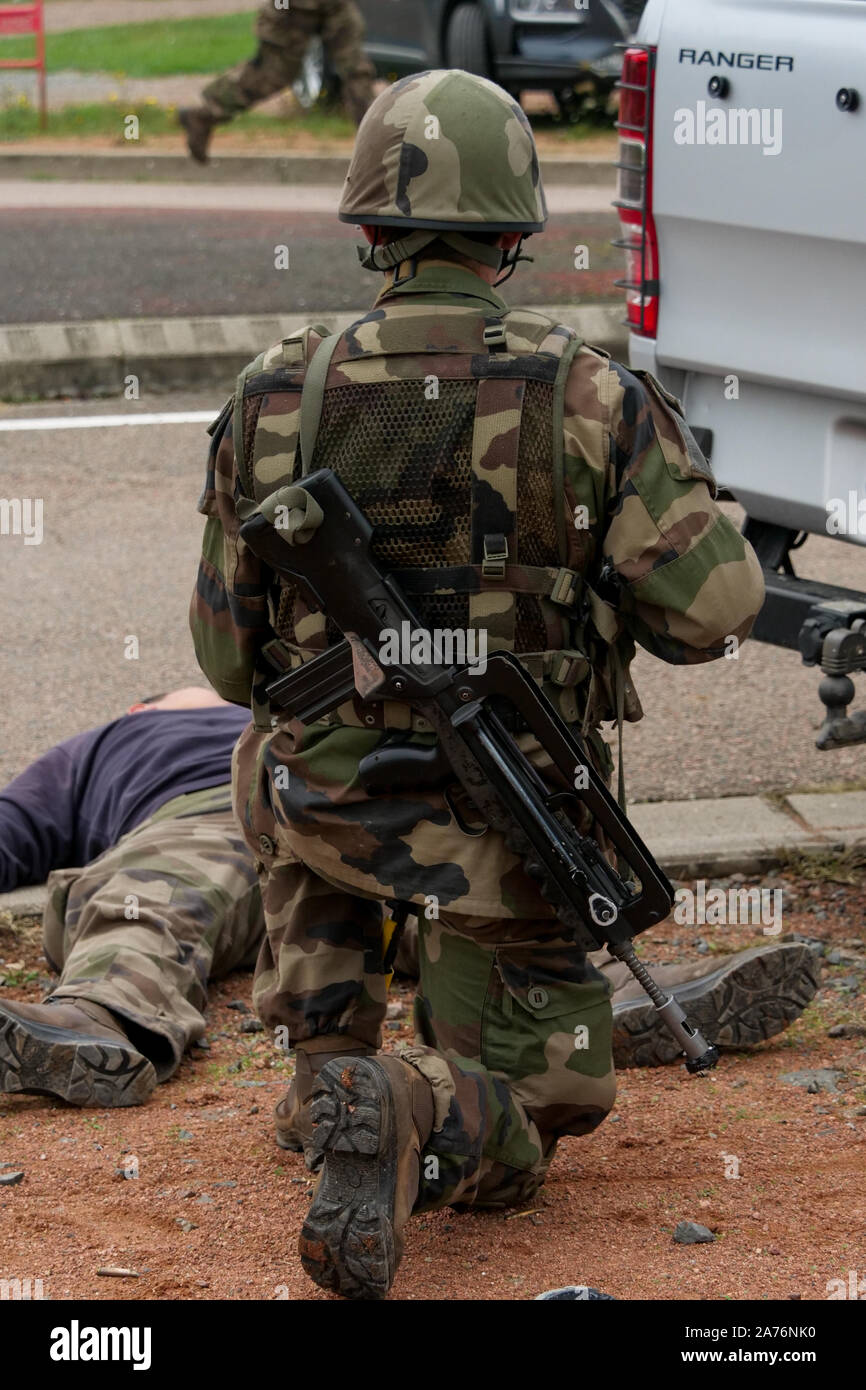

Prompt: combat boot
xmin=299 ymin=1053 xmax=434 ymax=1300
xmin=274 ymin=1036 xmax=376 ymax=1163
xmin=178 ymin=107 xmax=220 ymax=164
xmin=0 ymin=997 xmax=156 ymax=1106
xmin=611 ymin=943 xmax=819 ymax=1067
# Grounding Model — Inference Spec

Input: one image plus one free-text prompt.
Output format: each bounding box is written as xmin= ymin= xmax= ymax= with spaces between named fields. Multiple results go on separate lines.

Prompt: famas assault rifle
xmin=239 ymin=468 xmax=719 ymax=1074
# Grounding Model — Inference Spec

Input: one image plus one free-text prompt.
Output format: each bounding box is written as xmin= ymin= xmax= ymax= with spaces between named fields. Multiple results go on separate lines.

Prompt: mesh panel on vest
xmin=518 ymin=381 xmax=559 ymax=569
xmin=242 ymin=394 xmax=264 ymax=479
xmin=315 ymin=378 xmax=476 ymax=560
xmin=516 ymin=593 xmax=546 ymax=653
xmin=270 ymin=372 xmax=560 ymax=651
xmin=515 ymin=380 xmax=559 ymax=651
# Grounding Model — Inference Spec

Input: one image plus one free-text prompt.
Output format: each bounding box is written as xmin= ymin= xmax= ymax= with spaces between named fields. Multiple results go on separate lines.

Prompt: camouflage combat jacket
xmin=190 ymin=263 xmax=764 ymax=916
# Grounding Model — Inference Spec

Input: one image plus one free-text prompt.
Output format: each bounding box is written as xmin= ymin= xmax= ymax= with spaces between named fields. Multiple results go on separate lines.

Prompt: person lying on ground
xmin=0 ymin=692 xmax=818 ymax=1111
xmin=0 ymin=687 xmax=262 ymax=1106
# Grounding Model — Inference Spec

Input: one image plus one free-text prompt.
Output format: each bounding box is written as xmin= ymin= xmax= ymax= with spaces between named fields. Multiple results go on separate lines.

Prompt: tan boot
xmin=178 ymin=107 xmax=219 ymax=163
xmin=275 ymin=1037 xmax=376 ymax=1163
xmin=298 ymin=1053 xmax=434 ymax=1300
xmin=0 ymin=996 xmax=156 ymax=1106
xmin=611 ymin=943 xmax=820 ymax=1067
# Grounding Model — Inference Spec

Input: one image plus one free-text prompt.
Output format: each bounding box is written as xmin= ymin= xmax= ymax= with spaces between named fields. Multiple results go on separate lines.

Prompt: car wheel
xmin=444 ymin=3 xmax=491 ymax=78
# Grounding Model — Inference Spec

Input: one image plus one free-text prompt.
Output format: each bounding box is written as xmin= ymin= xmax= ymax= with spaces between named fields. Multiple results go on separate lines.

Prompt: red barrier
xmin=0 ymin=2 xmax=46 ymax=129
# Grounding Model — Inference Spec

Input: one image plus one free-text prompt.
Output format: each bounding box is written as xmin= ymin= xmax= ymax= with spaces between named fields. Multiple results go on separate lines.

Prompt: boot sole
xmin=611 ymin=944 xmax=820 ymax=1068
xmin=0 ymin=1005 xmax=157 ymax=1107
xmin=178 ymin=110 xmax=211 ymax=164
xmin=298 ymin=1058 xmax=398 ymax=1300
xmin=275 ymin=1131 xmax=303 ymax=1152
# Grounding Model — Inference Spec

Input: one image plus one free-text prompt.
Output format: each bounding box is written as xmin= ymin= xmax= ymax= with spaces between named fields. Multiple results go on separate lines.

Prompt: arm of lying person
xmin=0 ymin=742 xmax=79 ymax=893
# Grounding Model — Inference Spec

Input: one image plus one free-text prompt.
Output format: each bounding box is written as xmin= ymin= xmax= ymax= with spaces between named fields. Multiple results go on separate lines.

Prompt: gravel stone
xmin=673 ymin=1221 xmax=715 ymax=1245
xmin=779 ymin=1069 xmax=845 ymax=1093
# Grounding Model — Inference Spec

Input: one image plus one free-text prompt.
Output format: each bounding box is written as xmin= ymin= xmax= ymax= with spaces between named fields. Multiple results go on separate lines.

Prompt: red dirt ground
xmin=1 ymin=869 xmax=864 ymax=1303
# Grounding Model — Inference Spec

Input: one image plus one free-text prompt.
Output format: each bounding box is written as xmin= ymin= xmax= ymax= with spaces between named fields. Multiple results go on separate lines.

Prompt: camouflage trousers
xmin=202 ymin=0 xmax=376 ymax=126
xmin=250 ymin=852 xmax=616 ymax=1212
xmin=41 ymin=787 xmax=263 ymax=1081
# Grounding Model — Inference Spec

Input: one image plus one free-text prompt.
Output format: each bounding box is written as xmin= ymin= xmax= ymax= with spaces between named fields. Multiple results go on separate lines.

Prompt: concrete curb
xmin=0 ymin=149 xmax=615 ymax=187
xmin=629 ymin=793 xmax=865 ymax=880
xmin=0 ymin=303 xmax=628 ymax=401
xmin=2 ymin=791 xmax=864 ymax=924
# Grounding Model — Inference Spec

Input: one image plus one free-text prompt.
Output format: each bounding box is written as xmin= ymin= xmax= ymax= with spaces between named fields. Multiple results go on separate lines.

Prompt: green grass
xmin=779 ymin=844 xmax=866 ymax=884
xmin=0 ymin=13 xmax=257 ymax=77
xmin=0 ymin=100 xmax=177 ymax=139
xmin=0 ymin=98 xmax=355 ymax=142
xmin=0 ymin=96 xmax=610 ymax=147
xmin=0 ymin=16 xmax=617 ymax=137
xmin=0 ymin=968 xmax=39 ymax=986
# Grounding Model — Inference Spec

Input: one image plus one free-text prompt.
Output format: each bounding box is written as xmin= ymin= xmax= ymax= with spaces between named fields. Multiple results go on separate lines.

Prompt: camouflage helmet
xmin=339 ymin=69 xmax=547 ymax=254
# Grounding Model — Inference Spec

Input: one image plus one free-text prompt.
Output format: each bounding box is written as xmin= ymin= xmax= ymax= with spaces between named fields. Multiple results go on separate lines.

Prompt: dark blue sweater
xmin=0 ymin=706 xmax=250 ymax=892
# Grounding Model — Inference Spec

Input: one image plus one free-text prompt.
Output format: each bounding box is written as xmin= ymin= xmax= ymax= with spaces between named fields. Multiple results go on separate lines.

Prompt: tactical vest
xmin=233 ymin=295 xmax=638 ymax=768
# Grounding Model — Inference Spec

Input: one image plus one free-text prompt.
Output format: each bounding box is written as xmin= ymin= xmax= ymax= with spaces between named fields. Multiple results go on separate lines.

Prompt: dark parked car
xmin=294 ymin=1 xmax=644 ymax=110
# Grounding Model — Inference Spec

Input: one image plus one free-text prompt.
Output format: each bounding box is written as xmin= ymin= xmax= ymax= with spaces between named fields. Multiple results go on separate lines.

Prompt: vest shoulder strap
xmin=233 ymin=324 xmax=334 ymax=503
xmin=503 ymin=307 xmax=581 ymax=361
xmin=299 ymin=330 xmax=343 ymax=475
xmin=550 ymin=331 xmax=585 ymax=564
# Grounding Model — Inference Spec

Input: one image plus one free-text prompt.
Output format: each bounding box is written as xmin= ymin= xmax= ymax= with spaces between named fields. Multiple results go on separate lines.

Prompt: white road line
xmin=0 ymin=181 xmax=615 ymax=215
xmin=0 ymin=411 xmax=216 ymax=432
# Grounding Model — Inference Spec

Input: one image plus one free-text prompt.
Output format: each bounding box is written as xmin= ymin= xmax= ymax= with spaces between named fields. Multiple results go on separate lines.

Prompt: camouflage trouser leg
xmin=319 ymin=0 xmax=375 ymax=125
xmin=201 ymin=39 xmax=304 ymax=120
xmin=249 ymin=853 xmax=615 ymax=1211
xmin=251 ymin=858 xmax=387 ymax=1050
xmin=41 ymin=798 xmax=264 ymax=1081
xmin=406 ymin=913 xmax=616 ymax=1211
xmin=201 ymin=0 xmax=374 ymax=125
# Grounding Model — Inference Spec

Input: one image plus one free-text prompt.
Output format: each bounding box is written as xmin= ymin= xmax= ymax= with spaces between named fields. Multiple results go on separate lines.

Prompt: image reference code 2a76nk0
xmin=685 ymin=1326 xmax=817 ymax=1341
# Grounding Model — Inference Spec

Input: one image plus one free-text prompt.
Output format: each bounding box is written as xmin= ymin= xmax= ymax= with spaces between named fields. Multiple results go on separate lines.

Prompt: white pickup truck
xmin=614 ymin=0 xmax=866 ymax=747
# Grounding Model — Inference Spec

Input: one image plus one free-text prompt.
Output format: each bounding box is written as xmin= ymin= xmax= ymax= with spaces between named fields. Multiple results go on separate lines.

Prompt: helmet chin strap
xmin=356 ymin=227 xmax=440 ymax=272
xmin=493 ymin=235 xmax=533 ymax=288
xmin=357 ymin=228 xmax=531 ymax=278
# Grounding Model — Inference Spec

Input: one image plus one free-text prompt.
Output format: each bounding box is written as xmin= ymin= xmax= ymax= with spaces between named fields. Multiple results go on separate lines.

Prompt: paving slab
xmin=4 ymin=791 xmax=866 ymax=923
xmin=787 ymin=791 xmax=866 ymax=832
xmin=0 ymin=175 xmax=614 ymax=210
xmin=0 ymin=302 xmax=628 ymax=399
xmin=629 ymin=796 xmax=820 ymax=878
xmin=0 ymin=884 xmax=48 ymax=919
xmin=0 ymin=149 xmax=615 ymax=187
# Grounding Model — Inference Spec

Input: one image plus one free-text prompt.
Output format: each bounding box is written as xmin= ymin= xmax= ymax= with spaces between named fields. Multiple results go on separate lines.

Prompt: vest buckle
xmin=550 ymin=566 xmax=580 ymax=607
xmin=482 ymin=533 xmax=508 ymax=578
xmin=547 ymin=650 xmax=589 ymax=688
xmin=392 ymin=256 xmax=418 ymax=287
xmin=482 ymin=320 xmax=508 ymax=350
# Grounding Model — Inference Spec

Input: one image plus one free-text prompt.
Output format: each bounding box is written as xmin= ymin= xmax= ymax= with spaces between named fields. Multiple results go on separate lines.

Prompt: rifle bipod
xmin=606 ymin=941 xmax=719 ymax=1073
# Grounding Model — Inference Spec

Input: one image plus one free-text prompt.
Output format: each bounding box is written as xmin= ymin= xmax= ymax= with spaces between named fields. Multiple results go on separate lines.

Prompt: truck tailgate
xmin=650 ymin=0 xmax=866 ymax=402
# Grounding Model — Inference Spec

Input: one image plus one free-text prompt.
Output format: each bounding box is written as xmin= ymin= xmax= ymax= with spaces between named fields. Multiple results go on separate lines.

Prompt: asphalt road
xmin=2 ymin=392 xmax=866 ymax=800
xmin=0 ymin=192 xmax=620 ymax=323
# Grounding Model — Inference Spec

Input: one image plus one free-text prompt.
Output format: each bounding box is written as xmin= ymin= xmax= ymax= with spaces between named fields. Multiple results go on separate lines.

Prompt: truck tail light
xmin=613 ymin=45 xmax=659 ymax=337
